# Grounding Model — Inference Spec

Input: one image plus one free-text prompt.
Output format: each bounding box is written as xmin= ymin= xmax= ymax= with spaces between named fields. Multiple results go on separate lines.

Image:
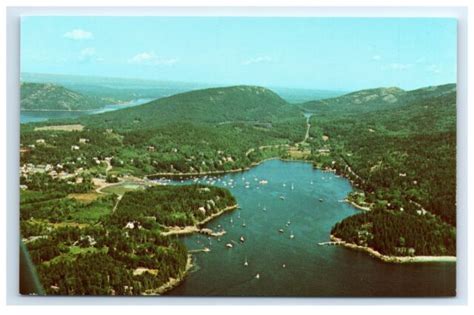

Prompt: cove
xmin=165 ymin=160 xmax=455 ymax=297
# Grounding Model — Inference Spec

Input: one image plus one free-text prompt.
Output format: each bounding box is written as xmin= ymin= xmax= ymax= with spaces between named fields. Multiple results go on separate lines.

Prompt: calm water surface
xmin=20 ymin=98 xmax=153 ymax=123
xmin=166 ymin=160 xmax=455 ymax=297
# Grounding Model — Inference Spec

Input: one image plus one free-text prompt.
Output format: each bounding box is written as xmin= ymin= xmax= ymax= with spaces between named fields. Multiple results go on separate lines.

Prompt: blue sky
xmin=21 ymin=17 xmax=457 ymax=90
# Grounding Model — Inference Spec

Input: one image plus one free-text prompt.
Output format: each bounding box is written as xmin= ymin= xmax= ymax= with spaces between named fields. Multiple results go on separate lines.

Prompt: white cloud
xmin=64 ymin=29 xmax=93 ymax=40
xmin=241 ymin=56 xmax=276 ymax=65
xmin=128 ymin=52 xmax=179 ymax=66
xmin=371 ymin=55 xmax=382 ymax=61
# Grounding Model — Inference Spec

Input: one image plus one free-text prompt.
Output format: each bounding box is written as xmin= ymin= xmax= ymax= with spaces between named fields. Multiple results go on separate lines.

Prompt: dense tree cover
xmin=306 ymin=84 xmax=456 ymax=255
xmin=108 ymin=184 xmax=236 ymax=227
xmin=331 ymin=210 xmax=456 ymax=256
xmin=27 ymin=224 xmax=188 ymax=295
xmin=20 ymin=174 xmax=232 ymax=295
xmin=21 ymin=82 xmax=106 ymax=111
xmin=80 ymin=85 xmax=295 ymax=129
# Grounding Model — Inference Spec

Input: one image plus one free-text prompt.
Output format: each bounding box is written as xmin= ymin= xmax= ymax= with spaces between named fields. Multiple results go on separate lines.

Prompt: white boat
xmin=280 ymin=196 xmax=285 ymax=200
xmin=255 ymin=273 xmax=260 ymax=279
xmin=226 ymin=243 xmax=233 ymax=248
xmin=290 ymin=231 xmax=295 ymax=239
xmin=244 ymin=258 xmax=248 ymax=266
xmin=282 ymin=264 xmax=286 ymax=268
xmin=240 ymin=236 xmax=245 ymax=243
xmin=242 ymin=221 xmax=246 ymax=227
xmin=279 ymin=229 xmax=284 ymax=233
xmin=291 ymin=183 xmax=294 ymax=190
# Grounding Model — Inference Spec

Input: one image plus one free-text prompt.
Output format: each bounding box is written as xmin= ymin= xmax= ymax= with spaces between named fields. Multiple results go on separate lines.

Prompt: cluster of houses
xmin=20 ymin=162 xmax=69 ymax=180
xmin=20 ymin=137 xmax=117 ymax=184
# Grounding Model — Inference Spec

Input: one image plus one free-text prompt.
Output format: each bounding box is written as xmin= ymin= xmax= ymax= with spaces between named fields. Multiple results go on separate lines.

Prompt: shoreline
xmin=146 ymin=156 xmax=312 ymax=179
xmin=21 ymin=108 xmax=102 ymax=112
xmin=329 ymin=235 xmax=456 ymax=263
xmin=344 ymin=199 xmax=371 ymax=211
xmin=143 ymin=254 xmax=194 ymax=295
xmin=160 ymin=204 xmax=238 ymax=237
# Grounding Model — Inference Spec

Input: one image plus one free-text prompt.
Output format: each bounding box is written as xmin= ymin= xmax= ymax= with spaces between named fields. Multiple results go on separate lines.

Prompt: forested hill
xmin=300 ymin=83 xmax=456 ymax=115
xmin=22 ymin=85 xmax=307 ymax=175
xmin=308 ymin=83 xmax=456 ymax=256
xmin=78 ymin=85 xmax=298 ymax=130
xmin=20 ymin=82 xmax=105 ymax=111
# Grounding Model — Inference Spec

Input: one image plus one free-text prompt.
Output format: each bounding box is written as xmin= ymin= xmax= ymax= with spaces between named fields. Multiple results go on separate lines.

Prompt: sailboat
xmin=291 ymin=183 xmax=294 ymax=190
xmin=290 ymin=230 xmax=295 ymax=239
xmin=244 ymin=257 xmax=248 ymax=267
xmin=242 ymin=220 xmax=246 ymax=227
xmin=255 ymin=273 xmax=260 ymax=279
xmin=230 ymin=217 xmax=233 ymax=224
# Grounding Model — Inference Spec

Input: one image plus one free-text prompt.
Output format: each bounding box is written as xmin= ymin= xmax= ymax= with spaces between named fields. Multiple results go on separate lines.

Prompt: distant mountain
xmin=300 ymin=83 xmax=456 ymax=114
xmin=20 ymin=82 xmax=104 ymax=111
xmin=20 ymin=73 xmax=211 ymax=103
xmin=21 ymin=72 xmax=345 ymax=104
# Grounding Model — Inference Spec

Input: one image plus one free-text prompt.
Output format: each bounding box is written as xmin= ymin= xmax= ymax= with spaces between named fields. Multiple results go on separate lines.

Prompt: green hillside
xmin=21 ymin=82 xmax=105 ymax=111
xmin=81 ymin=85 xmax=295 ymax=130
xmin=21 ymin=85 xmax=307 ymax=175
xmin=307 ymin=84 xmax=456 ymax=256
xmin=301 ymin=83 xmax=455 ymax=116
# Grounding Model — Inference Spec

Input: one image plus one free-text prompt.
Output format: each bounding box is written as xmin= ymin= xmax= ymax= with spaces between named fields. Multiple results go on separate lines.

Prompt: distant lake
xmin=166 ymin=160 xmax=455 ymax=297
xmin=20 ymin=98 xmax=154 ymax=123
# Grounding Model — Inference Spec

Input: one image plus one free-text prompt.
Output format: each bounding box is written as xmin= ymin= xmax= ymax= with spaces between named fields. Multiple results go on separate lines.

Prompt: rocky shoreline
xmin=329 ymin=235 xmax=456 ymax=263
xmin=160 ymin=204 xmax=238 ymax=237
xmin=143 ymin=254 xmax=194 ymax=296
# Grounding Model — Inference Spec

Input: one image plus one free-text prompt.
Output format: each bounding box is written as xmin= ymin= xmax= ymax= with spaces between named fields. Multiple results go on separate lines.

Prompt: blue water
xmin=166 ymin=160 xmax=456 ymax=297
xmin=20 ymin=98 xmax=153 ymax=123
